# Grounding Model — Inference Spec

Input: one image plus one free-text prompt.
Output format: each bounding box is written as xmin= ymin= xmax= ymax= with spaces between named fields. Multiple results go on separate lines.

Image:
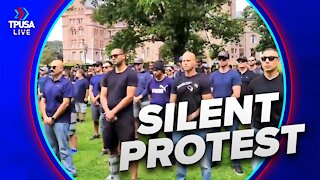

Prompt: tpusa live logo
xmin=8 ymin=7 xmax=35 ymax=36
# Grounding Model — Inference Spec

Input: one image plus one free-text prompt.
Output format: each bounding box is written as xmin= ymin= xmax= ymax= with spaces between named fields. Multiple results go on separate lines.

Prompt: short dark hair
xmin=103 ymin=61 xmax=113 ymax=67
xmin=77 ymin=69 xmax=85 ymax=76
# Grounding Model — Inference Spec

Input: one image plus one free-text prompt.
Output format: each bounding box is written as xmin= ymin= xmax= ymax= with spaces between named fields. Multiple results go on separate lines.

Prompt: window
xmin=239 ymin=48 xmax=244 ymax=56
xmin=231 ymin=48 xmax=234 ymax=54
xmin=79 ymin=27 xmax=83 ymax=35
xmin=71 ymin=40 xmax=77 ymax=48
xmin=250 ymin=48 xmax=256 ymax=56
xmin=251 ymin=35 xmax=257 ymax=44
xmin=95 ymin=52 xmax=98 ymax=61
xmin=80 ymin=51 xmax=84 ymax=61
xmin=146 ymin=47 xmax=150 ymax=59
xmin=72 ymin=52 xmax=76 ymax=60
xmin=79 ymin=39 xmax=84 ymax=48
xmin=107 ymin=30 xmax=111 ymax=38
xmin=71 ymin=27 xmax=77 ymax=36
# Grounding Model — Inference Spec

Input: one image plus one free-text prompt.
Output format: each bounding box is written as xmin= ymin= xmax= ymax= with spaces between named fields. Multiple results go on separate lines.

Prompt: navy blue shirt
xmin=73 ymin=78 xmax=89 ymax=103
xmin=43 ymin=76 xmax=73 ymax=123
xmin=90 ymin=74 xmax=104 ymax=97
xmin=38 ymin=75 xmax=50 ymax=93
xmin=135 ymin=70 xmax=153 ymax=101
xmin=210 ymin=69 xmax=241 ymax=98
xmin=101 ymin=68 xmax=138 ymax=118
xmin=147 ymin=77 xmax=173 ymax=107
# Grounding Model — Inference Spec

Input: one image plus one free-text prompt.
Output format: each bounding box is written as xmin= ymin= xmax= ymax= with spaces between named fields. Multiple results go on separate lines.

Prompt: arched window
xmin=79 ymin=27 xmax=84 ymax=35
xmin=251 ymin=35 xmax=257 ymax=44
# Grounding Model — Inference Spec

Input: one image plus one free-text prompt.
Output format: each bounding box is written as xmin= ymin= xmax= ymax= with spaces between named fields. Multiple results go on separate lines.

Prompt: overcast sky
xmin=48 ymin=0 xmax=249 ymax=41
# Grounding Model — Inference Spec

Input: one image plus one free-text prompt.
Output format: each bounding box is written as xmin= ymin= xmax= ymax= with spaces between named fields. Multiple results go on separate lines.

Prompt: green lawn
xmin=73 ymin=109 xmax=253 ymax=180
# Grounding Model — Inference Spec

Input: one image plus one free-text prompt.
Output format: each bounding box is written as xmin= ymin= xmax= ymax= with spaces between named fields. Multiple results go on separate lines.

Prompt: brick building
xmin=62 ymin=0 xmax=260 ymax=64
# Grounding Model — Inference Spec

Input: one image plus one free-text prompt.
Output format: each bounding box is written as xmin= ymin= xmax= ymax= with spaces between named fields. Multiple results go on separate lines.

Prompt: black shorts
xmin=102 ymin=114 xmax=135 ymax=150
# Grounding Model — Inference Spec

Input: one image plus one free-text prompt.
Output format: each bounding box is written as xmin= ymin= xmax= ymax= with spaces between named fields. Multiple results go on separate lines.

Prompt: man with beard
xmin=100 ymin=48 xmax=138 ymax=180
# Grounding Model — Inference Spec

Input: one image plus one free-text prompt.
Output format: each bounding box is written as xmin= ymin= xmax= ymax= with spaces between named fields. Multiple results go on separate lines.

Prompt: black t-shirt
xmin=239 ymin=70 xmax=258 ymax=102
xmin=101 ymin=67 xmax=138 ymax=117
xmin=171 ymin=73 xmax=211 ymax=119
xmin=248 ymin=74 xmax=284 ymax=129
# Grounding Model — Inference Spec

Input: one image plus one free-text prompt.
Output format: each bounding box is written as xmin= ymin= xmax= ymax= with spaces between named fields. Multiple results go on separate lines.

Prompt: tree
xmin=243 ymin=6 xmax=276 ymax=52
xmin=46 ymin=41 xmax=63 ymax=60
xmin=91 ymin=0 xmax=243 ymax=61
xmin=41 ymin=47 xmax=56 ymax=65
xmin=40 ymin=41 xmax=63 ymax=65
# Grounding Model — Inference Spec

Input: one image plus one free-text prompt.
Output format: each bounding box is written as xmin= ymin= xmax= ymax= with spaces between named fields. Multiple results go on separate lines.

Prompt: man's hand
xmin=133 ymin=95 xmax=142 ymax=103
xmin=93 ymin=96 xmax=100 ymax=105
xmin=44 ymin=116 xmax=54 ymax=125
xmin=187 ymin=109 xmax=200 ymax=122
xmin=105 ymin=110 xmax=116 ymax=122
xmin=187 ymin=113 xmax=195 ymax=122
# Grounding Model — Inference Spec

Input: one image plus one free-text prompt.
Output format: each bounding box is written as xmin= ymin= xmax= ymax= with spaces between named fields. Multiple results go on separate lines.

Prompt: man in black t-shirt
xmin=237 ymin=56 xmax=258 ymax=104
xmin=100 ymin=48 xmax=138 ymax=180
xmin=248 ymin=48 xmax=283 ymax=170
xmin=170 ymin=51 xmax=213 ymax=180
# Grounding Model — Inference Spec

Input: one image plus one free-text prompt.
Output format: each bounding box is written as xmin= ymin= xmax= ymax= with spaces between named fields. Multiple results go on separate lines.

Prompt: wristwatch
xmin=51 ymin=116 xmax=56 ymax=121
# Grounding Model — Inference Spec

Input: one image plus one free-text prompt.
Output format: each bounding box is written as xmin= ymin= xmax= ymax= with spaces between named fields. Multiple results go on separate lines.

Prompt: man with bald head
xmin=100 ymin=48 xmax=138 ymax=180
xmin=40 ymin=60 xmax=76 ymax=177
xmin=170 ymin=51 xmax=213 ymax=180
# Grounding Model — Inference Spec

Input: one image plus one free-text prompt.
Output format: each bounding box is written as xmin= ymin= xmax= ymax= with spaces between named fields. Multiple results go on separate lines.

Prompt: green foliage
xmin=41 ymin=47 xmax=56 ymax=65
xmin=243 ymin=6 xmax=276 ymax=52
xmin=40 ymin=41 xmax=63 ymax=65
xmin=71 ymin=108 xmax=252 ymax=180
xmin=92 ymin=0 xmax=244 ymax=61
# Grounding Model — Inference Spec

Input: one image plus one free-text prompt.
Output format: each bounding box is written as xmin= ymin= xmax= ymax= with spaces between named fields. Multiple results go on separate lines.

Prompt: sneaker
xmin=89 ymin=134 xmax=100 ymax=141
xmin=100 ymin=149 xmax=108 ymax=156
xmin=106 ymin=175 xmax=120 ymax=180
xmin=70 ymin=148 xmax=78 ymax=155
xmin=234 ymin=165 xmax=243 ymax=175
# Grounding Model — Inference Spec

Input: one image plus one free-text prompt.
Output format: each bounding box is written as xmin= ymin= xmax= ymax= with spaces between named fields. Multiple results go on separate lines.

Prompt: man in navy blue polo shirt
xmin=210 ymin=51 xmax=243 ymax=175
xmin=89 ymin=61 xmax=105 ymax=140
xmin=38 ymin=66 xmax=50 ymax=98
xmin=40 ymin=60 xmax=76 ymax=177
xmin=73 ymin=69 xmax=89 ymax=123
xmin=133 ymin=57 xmax=152 ymax=139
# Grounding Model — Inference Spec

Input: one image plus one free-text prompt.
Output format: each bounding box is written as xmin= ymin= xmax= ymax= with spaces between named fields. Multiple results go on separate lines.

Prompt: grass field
xmin=72 ymin=108 xmax=253 ymax=180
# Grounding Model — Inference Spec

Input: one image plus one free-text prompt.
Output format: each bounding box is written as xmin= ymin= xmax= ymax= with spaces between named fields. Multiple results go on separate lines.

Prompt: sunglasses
xmin=111 ymin=54 xmax=122 ymax=58
xmin=49 ymin=66 xmax=57 ymax=69
xmin=103 ymin=66 xmax=111 ymax=69
xmin=217 ymin=56 xmax=228 ymax=61
xmin=261 ymin=56 xmax=278 ymax=62
xmin=237 ymin=60 xmax=247 ymax=63
xmin=94 ymin=64 xmax=101 ymax=67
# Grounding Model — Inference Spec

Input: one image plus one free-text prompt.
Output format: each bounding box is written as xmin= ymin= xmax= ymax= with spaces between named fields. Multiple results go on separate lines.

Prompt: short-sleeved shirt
xmin=101 ymin=68 xmax=138 ymax=117
xmin=171 ymin=73 xmax=211 ymax=118
xmin=210 ymin=69 xmax=241 ymax=98
xmin=73 ymin=78 xmax=89 ymax=103
xmin=135 ymin=70 xmax=153 ymax=101
xmin=248 ymin=74 xmax=284 ymax=129
xmin=147 ymin=76 xmax=173 ymax=107
xmin=239 ymin=70 xmax=258 ymax=101
xmin=90 ymin=74 xmax=104 ymax=97
xmin=38 ymin=75 xmax=50 ymax=93
xmin=43 ymin=76 xmax=73 ymax=123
